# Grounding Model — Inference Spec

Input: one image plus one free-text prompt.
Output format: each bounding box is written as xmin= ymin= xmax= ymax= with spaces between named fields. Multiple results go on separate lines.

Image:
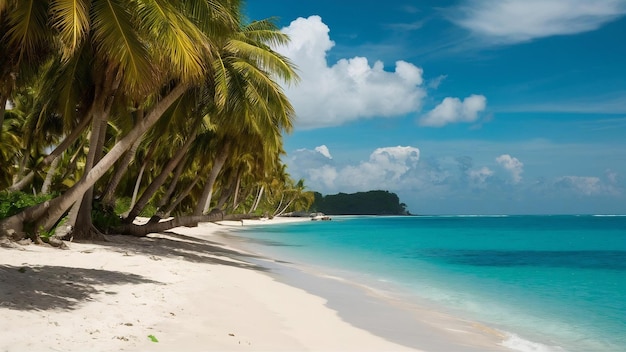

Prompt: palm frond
xmin=91 ymin=0 xmax=153 ymax=93
xmin=49 ymin=0 xmax=90 ymax=61
xmin=225 ymin=38 xmax=299 ymax=85
xmin=4 ymin=0 xmax=51 ymax=65
xmin=137 ymin=0 xmax=207 ymax=83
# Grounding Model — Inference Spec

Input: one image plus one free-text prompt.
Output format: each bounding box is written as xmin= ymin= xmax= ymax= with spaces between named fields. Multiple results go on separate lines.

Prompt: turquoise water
xmin=237 ymin=215 xmax=626 ymax=352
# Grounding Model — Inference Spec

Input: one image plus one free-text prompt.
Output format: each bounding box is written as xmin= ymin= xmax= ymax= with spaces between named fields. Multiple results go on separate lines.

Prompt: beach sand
xmin=0 ymin=218 xmax=510 ymax=351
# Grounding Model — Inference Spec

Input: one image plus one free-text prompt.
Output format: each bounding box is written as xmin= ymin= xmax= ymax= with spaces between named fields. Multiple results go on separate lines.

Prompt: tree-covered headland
xmin=311 ymin=191 xmax=410 ymax=215
xmin=0 ymin=0 xmax=316 ymax=244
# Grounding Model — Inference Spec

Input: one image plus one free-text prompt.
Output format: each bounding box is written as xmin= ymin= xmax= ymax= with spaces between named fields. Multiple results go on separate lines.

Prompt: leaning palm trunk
xmin=125 ymin=139 xmax=159 ymax=214
xmin=272 ymin=194 xmax=285 ymax=216
xmin=127 ymin=164 xmax=146 ymax=216
xmin=115 ymin=213 xmax=255 ymax=237
xmin=8 ymin=113 xmax=92 ymax=192
xmin=194 ymin=140 xmax=232 ymax=216
xmin=101 ymin=136 xmax=142 ymax=208
xmin=162 ymin=174 xmax=201 ymax=217
xmin=155 ymin=154 xmax=188 ymax=215
xmin=101 ymin=109 xmax=145 ymax=208
xmin=0 ymin=83 xmax=188 ymax=240
xmin=125 ymin=129 xmax=197 ymax=223
xmin=40 ymin=155 xmax=60 ymax=195
xmin=74 ymin=67 xmax=120 ymax=240
xmin=275 ymin=198 xmax=295 ymax=217
xmin=250 ymin=185 xmax=264 ymax=213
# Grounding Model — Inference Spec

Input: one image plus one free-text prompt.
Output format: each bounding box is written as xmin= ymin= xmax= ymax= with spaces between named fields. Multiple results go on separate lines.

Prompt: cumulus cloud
xmin=554 ymin=176 xmax=617 ymax=196
xmin=274 ymin=16 xmax=427 ymax=129
xmin=419 ymin=94 xmax=487 ymax=127
xmin=287 ymin=145 xmax=624 ymax=214
xmin=289 ymin=145 xmax=421 ymax=193
xmin=468 ymin=167 xmax=494 ymax=187
xmin=315 ymin=145 xmax=333 ymax=159
xmin=452 ymin=0 xmax=626 ymax=44
xmin=496 ymin=154 xmax=524 ymax=183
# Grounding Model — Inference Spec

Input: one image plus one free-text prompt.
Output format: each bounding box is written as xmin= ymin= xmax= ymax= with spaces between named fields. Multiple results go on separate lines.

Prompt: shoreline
xmin=221 ymin=218 xmax=514 ymax=352
xmin=1 ymin=217 xmax=510 ymax=351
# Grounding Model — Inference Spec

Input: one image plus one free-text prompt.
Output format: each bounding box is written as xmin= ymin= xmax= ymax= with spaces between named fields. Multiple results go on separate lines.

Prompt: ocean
xmin=234 ymin=215 xmax=626 ymax=352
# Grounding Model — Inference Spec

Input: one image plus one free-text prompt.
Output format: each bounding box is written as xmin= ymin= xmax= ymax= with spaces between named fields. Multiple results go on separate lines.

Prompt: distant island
xmin=310 ymin=190 xmax=410 ymax=216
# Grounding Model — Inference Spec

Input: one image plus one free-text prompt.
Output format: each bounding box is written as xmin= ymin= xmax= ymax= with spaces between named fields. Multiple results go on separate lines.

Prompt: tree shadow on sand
xmin=96 ymin=229 xmax=269 ymax=272
xmin=0 ymin=264 xmax=160 ymax=311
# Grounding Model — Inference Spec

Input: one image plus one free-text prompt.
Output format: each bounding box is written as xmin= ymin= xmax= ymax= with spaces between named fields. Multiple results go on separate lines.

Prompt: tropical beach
xmin=2 ymin=1 xmax=626 ymax=352
xmin=1 ymin=217 xmax=515 ymax=352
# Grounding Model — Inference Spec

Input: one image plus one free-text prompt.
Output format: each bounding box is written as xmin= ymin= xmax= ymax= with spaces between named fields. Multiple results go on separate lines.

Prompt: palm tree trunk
xmin=74 ymin=66 xmax=120 ymax=240
xmin=194 ymin=140 xmax=231 ymax=216
xmin=128 ymin=163 xmax=146 ymax=216
xmin=8 ymin=113 xmax=91 ymax=192
xmin=215 ymin=179 xmax=235 ymax=211
xmin=125 ymin=130 xmax=197 ymax=223
xmin=115 ymin=213 xmax=255 ymax=237
xmin=276 ymin=198 xmax=295 ymax=217
xmin=40 ymin=155 xmax=60 ymax=195
xmin=0 ymin=82 xmax=189 ymax=240
xmin=156 ymin=154 xmax=188 ymax=212
xmin=101 ymin=136 xmax=142 ymax=208
xmin=250 ymin=185 xmax=264 ymax=213
xmin=232 ymin=174 xmax=241 ymax=209
xmin=162 ymin=174 xmax=201 ymax=217
xmin=101 ymin=108 xmax=145 ymax=208
xmin=272 ymin=194 xmax=285 ymax=216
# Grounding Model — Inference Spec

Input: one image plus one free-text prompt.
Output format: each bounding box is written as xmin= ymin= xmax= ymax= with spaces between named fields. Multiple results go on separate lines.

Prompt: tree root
xmin=68 ymin=224 xmax=107 ymax=242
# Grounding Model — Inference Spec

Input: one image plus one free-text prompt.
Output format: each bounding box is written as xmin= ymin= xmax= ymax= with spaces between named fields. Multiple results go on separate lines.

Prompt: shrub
xmin=0 ymin=191 xmax=54 ymax=219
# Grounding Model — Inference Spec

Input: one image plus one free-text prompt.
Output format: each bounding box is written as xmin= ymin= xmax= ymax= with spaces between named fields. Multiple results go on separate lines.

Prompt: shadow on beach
xmin=0 ymin=228 xmax=269 ymax=312
xmin=97 ymin=230 xmax=269 ymax=272
xmin=0 ymin=264 xmax=159 ymax=311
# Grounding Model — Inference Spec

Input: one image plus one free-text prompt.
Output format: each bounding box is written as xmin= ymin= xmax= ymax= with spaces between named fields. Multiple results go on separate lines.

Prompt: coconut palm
xmin=193 ymin=18 xmax=298 ymax=215
xmin=0 ymin=0 xmax=241 ymax=240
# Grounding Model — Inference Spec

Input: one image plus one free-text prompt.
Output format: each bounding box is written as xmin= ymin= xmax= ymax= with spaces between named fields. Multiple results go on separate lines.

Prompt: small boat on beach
xmin=310 ymin=213 xmax=332 ymax=221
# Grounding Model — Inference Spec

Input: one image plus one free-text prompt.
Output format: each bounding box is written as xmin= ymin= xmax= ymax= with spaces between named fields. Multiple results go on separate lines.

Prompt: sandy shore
xmin=0 ymin=217 xmax=510 ymax=351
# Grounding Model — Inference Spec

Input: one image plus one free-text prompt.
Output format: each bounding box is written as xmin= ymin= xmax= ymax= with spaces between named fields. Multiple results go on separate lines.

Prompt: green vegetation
xmin=0 ymin=1 xmax=315 ymax=242
xmin=0 ymin=192 xmax=54 ymax=219
xmin=311 ymin=190 xmax=410 ymax=215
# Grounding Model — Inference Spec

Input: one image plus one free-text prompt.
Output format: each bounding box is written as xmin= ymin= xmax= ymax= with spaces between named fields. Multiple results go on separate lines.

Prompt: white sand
xmin=0 ymin=218 xmax=419 ymax=351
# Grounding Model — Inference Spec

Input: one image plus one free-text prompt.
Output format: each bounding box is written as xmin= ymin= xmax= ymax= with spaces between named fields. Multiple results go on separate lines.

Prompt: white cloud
xmin=420 ymin=94 xmax=487 ymax=127
xmin=468 ymin=166 xmax=494 ymax=187
xmin=452 ymin=0 xmax=626 ymax=44
xmin=554 ymin=176 xmax=619 ymax=196
xmin=275 ymin=16 xmax=427 ymax=129
xmin=289 ymin=145 xmax=420 ymax=193
xmin=308 ymin=165 xmax=338 ymax=190
xmin=496 ymin=154 xmax=524 ymax=183
xmin=287 ymin=144 xmax=624 ymax=213
xmin=428 ymin=75 xmax=448 ymax=89
xmin=315 ymin=145 xmax=333 ymax=159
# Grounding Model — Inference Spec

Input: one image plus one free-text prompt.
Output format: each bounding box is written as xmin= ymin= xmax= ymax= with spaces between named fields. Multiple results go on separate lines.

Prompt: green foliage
xmin=114 ymin=197 xmax=132 ymax=215
xmin=91 ymin=200 xmax=121 ymax=231
xmin=148 ymin=335 xmax=159 ymax=343
xmin=0 ymin=191 xmax=54 ymax=219
xmin=311 ymin=190 xmax=410 ymax=215
xmin=113 ymin=197 xmax=157 ymax=217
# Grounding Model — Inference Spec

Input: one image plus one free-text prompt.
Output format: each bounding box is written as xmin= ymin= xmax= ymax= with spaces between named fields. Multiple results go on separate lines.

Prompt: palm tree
xmin=0 ymin=0 xmax=53 ymax=132
xmin=0 ymin=0 xmax=241 ymax=240
xmin=193 ymin=18 xmax=298 ymax=215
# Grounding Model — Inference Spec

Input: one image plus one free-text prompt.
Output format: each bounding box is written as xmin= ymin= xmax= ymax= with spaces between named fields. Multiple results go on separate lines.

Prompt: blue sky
xmin=245 ymin=0 xmax=626 ymax=215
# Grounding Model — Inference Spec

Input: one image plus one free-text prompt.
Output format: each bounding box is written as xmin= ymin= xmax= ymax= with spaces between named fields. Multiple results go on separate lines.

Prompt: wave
xmin=500 ymin=332 xmax=566 ymax=352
